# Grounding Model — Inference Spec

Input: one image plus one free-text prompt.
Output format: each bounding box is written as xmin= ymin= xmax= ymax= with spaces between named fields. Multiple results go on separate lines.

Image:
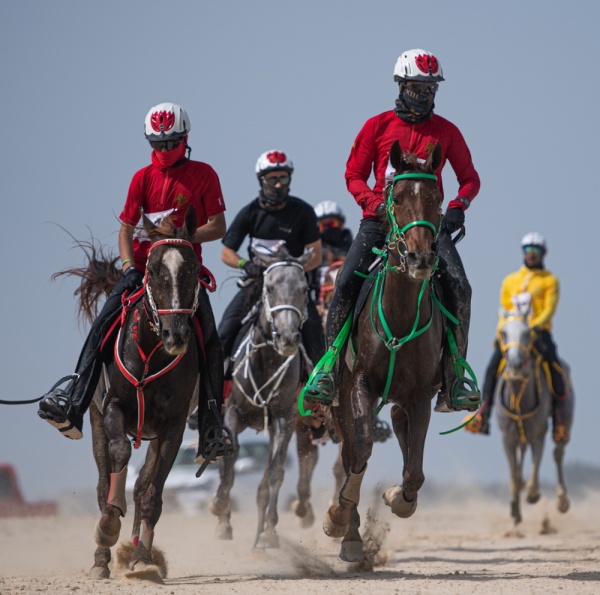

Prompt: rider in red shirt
xmin=305 ymin=49 xmax=481 ymax=413
xmin=38 ymin=103 xmax=233 ymax=460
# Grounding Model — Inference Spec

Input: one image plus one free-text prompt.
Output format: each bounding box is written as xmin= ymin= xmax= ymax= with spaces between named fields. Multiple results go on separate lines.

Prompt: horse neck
xmin=380 ymin=267 xmax=434 ymax=327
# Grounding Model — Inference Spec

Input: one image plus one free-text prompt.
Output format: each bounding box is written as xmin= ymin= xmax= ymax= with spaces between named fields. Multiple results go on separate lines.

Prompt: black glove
xmin=442 ymin=207 xmax=465 ymax=234
xmin=375 ymin=202 xmax=386 ymax=216
xmin=242 ymin=261 xmax=262 ymax=278
xmin=122 ymin=266 xmax=144 ymax=291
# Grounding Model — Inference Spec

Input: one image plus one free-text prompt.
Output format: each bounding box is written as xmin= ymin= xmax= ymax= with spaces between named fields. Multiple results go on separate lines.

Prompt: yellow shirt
xmin=497 ymin=265 xmax=560 ymax=332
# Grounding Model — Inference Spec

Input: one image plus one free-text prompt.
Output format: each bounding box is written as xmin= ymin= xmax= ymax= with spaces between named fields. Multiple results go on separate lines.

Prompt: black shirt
xmin=223 ymin=196 xmax=320 ymax=259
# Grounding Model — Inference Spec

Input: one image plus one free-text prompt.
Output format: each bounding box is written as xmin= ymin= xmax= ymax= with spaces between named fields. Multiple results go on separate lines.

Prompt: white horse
xmin=496 ymin=309 xmax=573 ymax=525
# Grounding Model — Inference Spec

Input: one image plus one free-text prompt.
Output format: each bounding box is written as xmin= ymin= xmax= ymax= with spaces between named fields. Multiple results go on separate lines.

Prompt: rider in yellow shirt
xmin=469 ymin=232 xmax=569 ymax=440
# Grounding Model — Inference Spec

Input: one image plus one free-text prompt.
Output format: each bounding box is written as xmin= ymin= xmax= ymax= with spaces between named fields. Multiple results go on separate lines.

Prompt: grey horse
xmin=496 ymin=310 xmax=573 ymax=525
xmin=209 ymin=247 xmax=314 ymax=548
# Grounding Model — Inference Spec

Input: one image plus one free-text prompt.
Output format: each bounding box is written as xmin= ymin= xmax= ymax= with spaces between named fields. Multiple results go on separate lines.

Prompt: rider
xmin=38 ymin=102 xmax=233 ymax=460
xmin=303 ymin=49 xmax=481 ymax=412
xmin=217 ymin=150 xmax=325 ymax=379
xmin=467 ymin=232 xmax=569 ymax=441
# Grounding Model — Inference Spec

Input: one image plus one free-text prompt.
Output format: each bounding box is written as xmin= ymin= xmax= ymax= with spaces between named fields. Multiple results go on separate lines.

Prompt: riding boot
xmin=303 ymin=218 xmax=386 ymax=405
xmin=194 ymin=289 xmax=235 ymax=462
xmin=37 ymin=278 xmax=131 ymax=439
xmin=551 ymin=394 xmax=571 ymax=444
xmin=434 ymin=233 xmax=480 ymax=412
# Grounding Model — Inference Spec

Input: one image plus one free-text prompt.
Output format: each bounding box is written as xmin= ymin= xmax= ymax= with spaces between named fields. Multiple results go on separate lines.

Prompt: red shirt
xmin=345 ymin=111 xmax=480 ymax=219
xmin=119 ymin=155 xmax=225 ymax=271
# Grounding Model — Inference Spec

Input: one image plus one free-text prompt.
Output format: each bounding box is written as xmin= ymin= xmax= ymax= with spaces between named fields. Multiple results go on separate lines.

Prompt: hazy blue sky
xmin=1 ymin=1 xmax=598 ymax=502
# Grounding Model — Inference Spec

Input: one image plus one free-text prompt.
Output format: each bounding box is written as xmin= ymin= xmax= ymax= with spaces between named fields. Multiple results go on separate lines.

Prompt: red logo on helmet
xmin=415 ymin=53 xmax=439 ymax=75
xmin=150 ymin=110 xmax=175 ymax=133
xmin=266 ymin=151 xmax=287 ymax=165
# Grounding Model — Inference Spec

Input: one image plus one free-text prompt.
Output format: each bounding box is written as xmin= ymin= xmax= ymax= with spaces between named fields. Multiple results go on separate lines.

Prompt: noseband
xmin=144 ymin=238 xmax=200 ymax=335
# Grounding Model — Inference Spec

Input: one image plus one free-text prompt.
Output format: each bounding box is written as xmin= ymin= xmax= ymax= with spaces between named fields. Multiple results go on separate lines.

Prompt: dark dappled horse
xmin=209 ymin=247 xmax=317 ymax=547
xmin=60 ymin=208 xmax=203 ymax=580
xmin=496 ymin=310 xmax=573 ymax=525
xmin=323 ymin=141 xmax=446 ymax=562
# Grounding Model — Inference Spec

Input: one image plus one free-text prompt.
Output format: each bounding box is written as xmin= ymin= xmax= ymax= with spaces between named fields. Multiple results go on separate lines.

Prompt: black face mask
xmin=394 ymin=82 xmax=436 ymax=124
xmin=321 ymin=227 xmax=343 ymax=246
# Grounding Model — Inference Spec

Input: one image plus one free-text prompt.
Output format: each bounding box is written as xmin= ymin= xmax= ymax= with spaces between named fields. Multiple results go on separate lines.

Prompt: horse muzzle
xmin=161 ymin=318 xmax=192 ymax=355
xmin=272 ymin=330 xmax=302 ymax=357
xmin=406 ymin=250 xmax=437 ymax=279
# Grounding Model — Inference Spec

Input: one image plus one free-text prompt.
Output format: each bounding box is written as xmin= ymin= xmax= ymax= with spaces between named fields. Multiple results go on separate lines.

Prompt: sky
xmin=1 ymin=0 xmax=599 ymax=504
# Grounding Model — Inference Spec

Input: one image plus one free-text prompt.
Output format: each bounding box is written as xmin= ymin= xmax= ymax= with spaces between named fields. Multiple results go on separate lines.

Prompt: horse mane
xmin=52 ymin=237 xmax=120 ymax=326
xmin=146 ymin=215 xmax=193 ymax=241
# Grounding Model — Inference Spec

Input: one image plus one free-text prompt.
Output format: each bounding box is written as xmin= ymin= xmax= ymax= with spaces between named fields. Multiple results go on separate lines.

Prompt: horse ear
xmin=142 ymin=209 xmax=156 ymax=233
xmin=389 ymin=140 xmax=404 ymax=172
xmin=425 ymin=142 xmax=442 ymax=173
xmin=184 ymin=206 xmax=198 ymax=239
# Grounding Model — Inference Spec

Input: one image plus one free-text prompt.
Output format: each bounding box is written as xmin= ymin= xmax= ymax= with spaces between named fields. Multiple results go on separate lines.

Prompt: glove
xmin=442 ymin=206 xmax=465 ymax=234
xmin=375 ymin=202 xmax=386 ymax=216
xmin=122 ymin=266 xmax=144 ymax=291
xmin=242 ymin=261 xmax=262 ymax=278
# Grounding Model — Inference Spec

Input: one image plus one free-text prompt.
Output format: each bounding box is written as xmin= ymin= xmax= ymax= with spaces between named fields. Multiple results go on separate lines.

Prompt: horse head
xmin=386 ymin=140 xmax=443 ymax=280
xmin=254 ymin=246 xmax=310 ymax=357
xmin=142 ymin=206 xmax=200 ymax=355
xmin=498 ymin=308 xmax=534 ymax=373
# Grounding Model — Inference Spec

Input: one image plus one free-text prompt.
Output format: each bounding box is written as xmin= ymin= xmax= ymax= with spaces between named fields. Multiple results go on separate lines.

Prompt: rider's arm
xmin=445 ymin=123 xmax=481 ymax=208
xmin=221 ymin=245 xmax=246 ymax=270
xmin=193 ymin=212 xmax=226 ymax=244
xmin=303 ymin=239 xmax=323 ymax=272
xmin=530 ymin=275 xmax=560 ymax=329
xmin=118 ymin=223 xmax=135 ymax=271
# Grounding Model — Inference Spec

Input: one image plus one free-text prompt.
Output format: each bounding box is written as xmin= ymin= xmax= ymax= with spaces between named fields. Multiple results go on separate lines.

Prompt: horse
xmin=209 ymin=246 xmax=316 ymax=547
xmin=317 ymin=258 xmax=346 ymax=330
xmin=322 ymin=140 xmax=447 ymax=563
xmin=60 ymin=207 xmax=204 ymax=579
xmin=495 ymin=309 xmax=573 ymax=525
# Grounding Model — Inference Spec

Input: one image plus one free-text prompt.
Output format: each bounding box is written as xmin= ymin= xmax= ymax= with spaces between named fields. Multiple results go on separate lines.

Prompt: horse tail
xmin=51 ymin=238 xmax=120 ymax=325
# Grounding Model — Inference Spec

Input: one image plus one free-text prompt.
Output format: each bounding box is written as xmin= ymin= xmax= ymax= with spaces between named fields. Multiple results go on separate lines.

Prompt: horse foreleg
xmin=526 ymin=438 xmax=545 ymax=504
xmin=503 ymin=436 xmax=523 ymax=525
xmin=131 ymin=439 xmax=161 ymax=542
xmin=331 ymin=444 xmax=345 ymax=506
xmin=554 ymin=443 xmax=570 ymax=513
xmin=292 ymin=418 xmax=317 ymax=528
xmin=254 ymin=416 xmax=294 ymax=549
xmin=89 ymin=400 xmax=112 ymax=579
xmin=209 ymin=406 xmax=242 ymax=540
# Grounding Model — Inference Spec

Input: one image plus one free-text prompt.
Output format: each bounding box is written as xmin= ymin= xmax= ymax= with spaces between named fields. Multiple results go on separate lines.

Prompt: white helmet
xmin=144 ymin=103 xmax=191 ymax=141
xmin=521 ymin=232 xmax=547 ymax=251
xmin=315 ymin=201 xmax=345 ymax=222
xmin=255 ymin=150 xmax=294 ymax=177
xmin=393 ymin=49 xmax=444 ymax=83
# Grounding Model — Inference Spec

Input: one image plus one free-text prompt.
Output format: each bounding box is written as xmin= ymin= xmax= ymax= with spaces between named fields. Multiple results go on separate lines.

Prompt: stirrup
xmin=302 ymin=372 xmax=334 ymax=406
xmin=450 ymin=377 xmax=481 ymax=411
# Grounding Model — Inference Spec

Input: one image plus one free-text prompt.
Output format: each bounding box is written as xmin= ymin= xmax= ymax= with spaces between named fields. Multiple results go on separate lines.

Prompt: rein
xmin=116 ymin=237 xmax=199 ymax=448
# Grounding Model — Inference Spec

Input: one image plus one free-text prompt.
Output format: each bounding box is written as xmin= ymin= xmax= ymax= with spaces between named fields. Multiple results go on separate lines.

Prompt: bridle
xmin=384 ymin=172 xmax=442 ymax=273
xmin=143 ymin=238 xmax=200 ymax=335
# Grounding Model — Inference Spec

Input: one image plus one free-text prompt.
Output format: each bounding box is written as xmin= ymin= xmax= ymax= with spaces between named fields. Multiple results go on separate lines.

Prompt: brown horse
xmin=323 ymin=140 xmax=445 ymax=562
xmin=59 ymin=208 xmax=203 ymax=579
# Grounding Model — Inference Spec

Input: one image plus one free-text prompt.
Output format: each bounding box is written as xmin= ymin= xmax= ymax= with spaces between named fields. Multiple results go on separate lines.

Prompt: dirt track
xmin=0 ymin=487 xmax=598 ymax=594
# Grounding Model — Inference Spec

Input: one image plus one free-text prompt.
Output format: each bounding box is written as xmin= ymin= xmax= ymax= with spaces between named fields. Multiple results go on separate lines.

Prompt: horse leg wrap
xmin=130 ymin=520 xmax=154 ymax=570
xmin=340 ymin=464 xmax=367 ymax=506
xmin=107 ymin=466 xmax=127 ymax=517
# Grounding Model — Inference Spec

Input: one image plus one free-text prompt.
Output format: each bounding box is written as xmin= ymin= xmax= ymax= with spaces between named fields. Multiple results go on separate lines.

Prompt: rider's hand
xmin=375 ymin=202 xmax=386 ymax=216
xmin=122 ymin=266 xmax=144 ymax=290
xmin=441 ymin=206 xmax=465 ymax=234
xmin=242 ymin=261 xmax=262 ymax=278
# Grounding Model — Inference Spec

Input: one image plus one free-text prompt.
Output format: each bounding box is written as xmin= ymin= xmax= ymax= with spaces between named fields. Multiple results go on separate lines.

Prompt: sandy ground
xmin=0 ymin=485 xmax=599 ymax=595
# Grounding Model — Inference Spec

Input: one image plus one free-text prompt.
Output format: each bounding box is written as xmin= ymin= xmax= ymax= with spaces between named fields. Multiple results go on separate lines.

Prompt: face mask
xmin=321 ymin=227 xmax=343 ymax=246
xmin=394 ymin=82 xmax=436 ymax=124
xmin=151 ymin=140 xmax=187 ymax=168
xmin=260 ymin=180 xmax=289 ymax=206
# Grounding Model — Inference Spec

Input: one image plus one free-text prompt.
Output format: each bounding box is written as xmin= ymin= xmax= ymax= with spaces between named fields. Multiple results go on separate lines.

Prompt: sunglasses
xmin=523 ymin=246 xmax=544 ymax=255
xmin=149 ymin=138 xmax=185 ymax=151
xmin=404 ymin=81 xmax=439 ymax=94
xmin=262 ymin=174 xmax=290 ymax=187
xmin=318 ymin=219 xmax=342 ymax=230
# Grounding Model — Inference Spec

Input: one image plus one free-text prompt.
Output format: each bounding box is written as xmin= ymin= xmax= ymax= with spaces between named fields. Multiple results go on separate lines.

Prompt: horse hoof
xmin=383 ymin=486 xmax=418 ymax=518
xmin=292 ymin=500 xmax=315 ymax=528
xmin=340 ymin=540 xmax=364 ymax=562
xmin=323 ymin=509 xmax=348 ymax=538
xmin=94 ymin=519 xmax=120 ymax=548
xmin=208 ymin=495 xmax=231 ymax=517
xmin=255 ymin=532 xmax=279 ymax=549
xmin=557 ymin=495 xmax=570 ymax=514
xmin=526 ymin=492 xmax=541 ymax=504
xmin=215 ymin=523 xmax=233 ymax=540
xmin=89 ymin=565 xmax=110 ymax=579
